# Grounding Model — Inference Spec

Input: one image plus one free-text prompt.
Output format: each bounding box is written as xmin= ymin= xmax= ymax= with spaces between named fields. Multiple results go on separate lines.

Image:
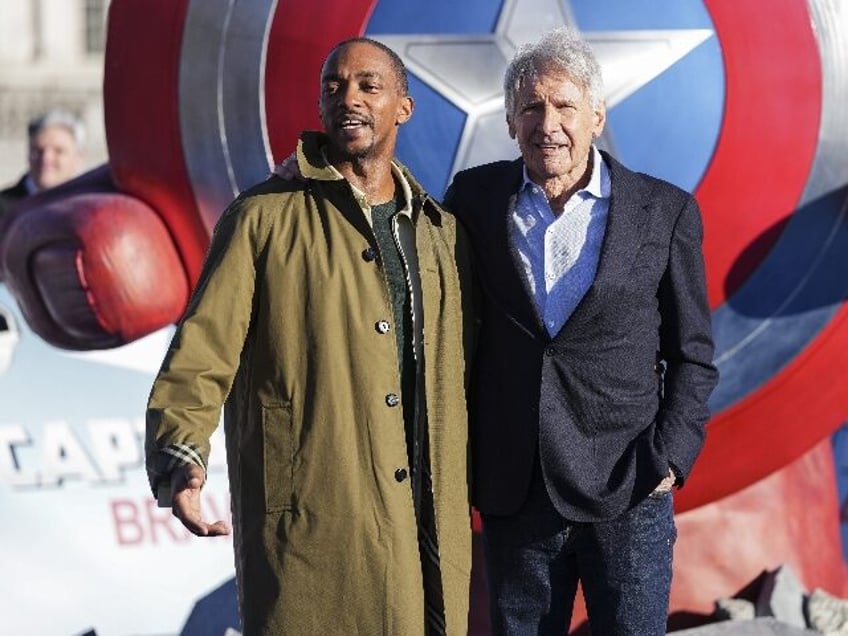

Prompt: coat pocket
xmin=261 ymin=402 xmax=293 ymax=512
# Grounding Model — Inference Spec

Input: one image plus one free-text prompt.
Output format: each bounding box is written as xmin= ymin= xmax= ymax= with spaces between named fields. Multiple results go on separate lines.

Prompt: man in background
xmin=0 ymin=108 xmax=86 ymax=217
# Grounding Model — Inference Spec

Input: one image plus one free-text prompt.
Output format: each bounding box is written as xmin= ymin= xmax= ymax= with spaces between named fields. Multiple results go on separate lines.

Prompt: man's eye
xmin=363 ymin=84 xmax=380 ymax=93
xmin=323 ymin=83 xmax=339 ymax=94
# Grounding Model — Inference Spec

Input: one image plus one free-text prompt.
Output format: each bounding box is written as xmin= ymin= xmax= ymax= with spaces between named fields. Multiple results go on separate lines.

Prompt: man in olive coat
xmin=145 ymin=38 xmax=473 ymax=635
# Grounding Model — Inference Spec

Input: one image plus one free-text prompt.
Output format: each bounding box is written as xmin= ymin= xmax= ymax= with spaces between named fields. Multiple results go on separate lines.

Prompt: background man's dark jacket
xmin=0 ymin=175 xmax=29 ymax=219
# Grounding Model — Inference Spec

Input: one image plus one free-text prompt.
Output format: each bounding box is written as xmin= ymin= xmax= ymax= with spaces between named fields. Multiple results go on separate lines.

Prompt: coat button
xmin=385 ymin=393 xmax=400 ymax=407
xmin=545 ymin=346 xmax=557 ymax=357
xmin=394 ymin=468 xmax=408 ymax=482
xmin=376 ymin=320 xmax=391 ymax=334
xmin=362 ymin=247 xmax=377 ymax=262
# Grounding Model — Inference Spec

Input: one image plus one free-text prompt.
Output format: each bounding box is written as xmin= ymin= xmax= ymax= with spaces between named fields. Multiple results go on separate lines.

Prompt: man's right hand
xmin=271 ymin=151 xmax=301 ymax=181
xmin=171 ymin=464 xmax=231 ymax=537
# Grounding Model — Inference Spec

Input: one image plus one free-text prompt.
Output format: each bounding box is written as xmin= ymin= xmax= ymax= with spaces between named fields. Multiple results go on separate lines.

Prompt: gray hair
xmin=504 ymin=27 xmax=604 ymax=120
xmin=27 ymin=108 xmax=86 ymax=149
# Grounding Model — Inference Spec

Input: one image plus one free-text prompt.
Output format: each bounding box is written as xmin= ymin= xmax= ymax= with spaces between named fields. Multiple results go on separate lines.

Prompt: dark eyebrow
xmin=522 ymin=98 xmax=544 ymax=109
xmin=321 ymin=70 xmax=383 ymax=83
xmin=356 ymin=71 xmax=383 ymax=82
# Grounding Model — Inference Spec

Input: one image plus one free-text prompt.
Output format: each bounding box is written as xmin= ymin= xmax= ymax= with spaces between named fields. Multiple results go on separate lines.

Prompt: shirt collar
xmin=521 ymin=145 xmax=610 ymax=200
xmin=23 ymin=174 xmax=38 ymax=195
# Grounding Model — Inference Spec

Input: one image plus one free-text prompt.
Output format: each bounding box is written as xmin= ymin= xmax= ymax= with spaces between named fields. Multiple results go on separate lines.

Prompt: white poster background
xmin=0 ymin=285 xmax=236 ymax=635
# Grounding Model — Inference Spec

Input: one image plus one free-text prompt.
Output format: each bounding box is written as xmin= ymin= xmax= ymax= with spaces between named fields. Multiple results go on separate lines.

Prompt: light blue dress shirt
xmin=510 ymin=146 xmax=611 ymax=337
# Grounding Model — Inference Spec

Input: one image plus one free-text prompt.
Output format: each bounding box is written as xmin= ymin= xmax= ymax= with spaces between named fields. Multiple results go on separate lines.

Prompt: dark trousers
xmin=481 ymin=464 xmax=676 ymax=636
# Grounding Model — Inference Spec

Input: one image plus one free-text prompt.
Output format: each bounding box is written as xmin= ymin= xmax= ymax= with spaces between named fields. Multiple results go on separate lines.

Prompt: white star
xmin=376 ymin=0 xmax=712 ymax=177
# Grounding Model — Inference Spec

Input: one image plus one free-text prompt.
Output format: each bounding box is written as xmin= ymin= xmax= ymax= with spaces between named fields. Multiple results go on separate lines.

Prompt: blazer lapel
xmin=546 ymin=152 xmax=651 ymax=339
xmin=474 ymin=160 xmax=546 ymax=337
xmin=585 ymin=152 xmax=651 ymax=297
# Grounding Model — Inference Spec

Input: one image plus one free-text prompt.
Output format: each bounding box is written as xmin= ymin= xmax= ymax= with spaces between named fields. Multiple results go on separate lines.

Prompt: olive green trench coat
xmin=146 ymin=133 xmax=473 ymax=634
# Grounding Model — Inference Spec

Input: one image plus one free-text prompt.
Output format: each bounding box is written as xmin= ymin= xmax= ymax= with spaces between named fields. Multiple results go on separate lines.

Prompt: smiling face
xmin=319 ymin=41 xmax=413 ymax=164
xmin=28 ymin=124 xmax=84 ymax=191
xmin=507 ymin=65 xmax=605 ymax=192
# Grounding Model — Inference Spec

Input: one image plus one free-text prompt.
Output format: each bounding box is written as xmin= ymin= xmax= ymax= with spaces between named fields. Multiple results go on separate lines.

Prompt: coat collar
xmin=296 ymin=130 xmax=438 ymax=220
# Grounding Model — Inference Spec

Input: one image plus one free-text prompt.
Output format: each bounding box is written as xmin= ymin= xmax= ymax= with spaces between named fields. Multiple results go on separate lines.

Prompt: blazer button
xmin=394 ymin=468 xmax=408 ymax=482
xmin=545 ymin=346 xmax=557 ymax=356
xmin=385 ymin=393 xmax=400 ymax=407
xmin=362 ymin=247 xmax=377 ymax=262
xmin=376 ymin=320 xmax=391 ymax=334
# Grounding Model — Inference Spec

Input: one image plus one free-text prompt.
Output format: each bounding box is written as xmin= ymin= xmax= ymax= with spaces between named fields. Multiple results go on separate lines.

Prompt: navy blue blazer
xmin=445 ymin=151 xmax=719 ymax=522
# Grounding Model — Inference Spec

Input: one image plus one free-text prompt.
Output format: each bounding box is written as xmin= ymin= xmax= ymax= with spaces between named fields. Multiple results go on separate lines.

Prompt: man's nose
xmin=540 ymin=103 xmax=560 ymax=133
xmin=37 ymin=151 xmax=60 ymax=168
xmin=340 ymin=83 xmax=363 ymax=108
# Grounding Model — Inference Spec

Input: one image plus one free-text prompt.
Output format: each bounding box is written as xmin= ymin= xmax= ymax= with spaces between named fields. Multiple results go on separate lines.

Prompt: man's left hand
xmin=652 ymin=468 xmax=676 ymax=494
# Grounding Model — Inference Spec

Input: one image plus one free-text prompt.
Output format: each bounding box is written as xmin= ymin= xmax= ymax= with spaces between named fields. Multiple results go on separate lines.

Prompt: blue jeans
xmin=482 ymin=468 xmax=676 ymax=636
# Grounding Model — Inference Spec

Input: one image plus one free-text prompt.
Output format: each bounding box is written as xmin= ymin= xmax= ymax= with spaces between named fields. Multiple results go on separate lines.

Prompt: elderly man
xmin=445 ymin=28 xmax=718 ymax=635
xmin=145 ymin=38 xmax=472 ymax=635
xmin=0 ymin=108 xmax=86 ymax=216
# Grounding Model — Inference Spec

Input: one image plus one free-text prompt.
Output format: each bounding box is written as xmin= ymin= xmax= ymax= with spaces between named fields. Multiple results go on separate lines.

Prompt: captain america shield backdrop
xmin=108 ymin=0 xmax=848 ymax=511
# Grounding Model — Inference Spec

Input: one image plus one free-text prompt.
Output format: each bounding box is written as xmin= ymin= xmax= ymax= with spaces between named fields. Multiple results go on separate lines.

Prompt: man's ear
xmin=396 ymin=95 xmax=414 ymax=125
xmin=593 ymin=103 xmax=606 ymax=138
xmin=506 ymin=114 xmax=516 ymax=139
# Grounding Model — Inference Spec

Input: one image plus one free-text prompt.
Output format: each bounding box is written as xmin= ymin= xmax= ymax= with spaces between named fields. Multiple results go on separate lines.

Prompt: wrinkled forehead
xmin=516 ymin=64 xmax=587 ymax=100
xmin=30 ymin=124 xmax=78 ymax=147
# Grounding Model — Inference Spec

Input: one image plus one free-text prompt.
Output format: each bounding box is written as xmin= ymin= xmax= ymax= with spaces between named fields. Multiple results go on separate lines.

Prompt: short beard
xmin=335 ymin=139 xmax=375 ymax=162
